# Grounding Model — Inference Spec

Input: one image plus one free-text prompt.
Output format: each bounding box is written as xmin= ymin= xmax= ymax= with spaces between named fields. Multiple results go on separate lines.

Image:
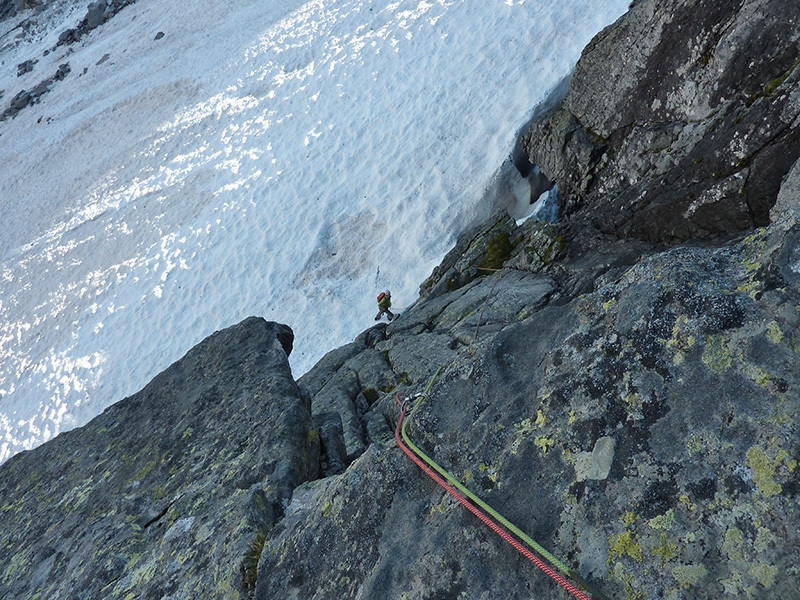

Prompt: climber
xmin=375 ymin=290 xmax=395 ymax=321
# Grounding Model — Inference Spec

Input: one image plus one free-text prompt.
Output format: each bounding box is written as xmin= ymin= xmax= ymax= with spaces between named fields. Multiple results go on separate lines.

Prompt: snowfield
xmin=0 ymin=0 xmax=629 ymax=462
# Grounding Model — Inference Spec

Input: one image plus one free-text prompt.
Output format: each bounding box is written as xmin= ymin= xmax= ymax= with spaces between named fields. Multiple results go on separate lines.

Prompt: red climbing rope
xmin=394 ymin=399 xmax=592 ymax=600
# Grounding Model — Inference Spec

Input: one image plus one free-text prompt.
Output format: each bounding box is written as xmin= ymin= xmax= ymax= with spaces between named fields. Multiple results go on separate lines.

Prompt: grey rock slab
xmin=297 ymin=339 xmax=366 ymax=399
xmin=309 ymin=367 xmax=366 ymax=462
xmin=252 ymin=216 xmax=800 ymax=599
xmin=0 ymin=317 xmax=318 ymax=600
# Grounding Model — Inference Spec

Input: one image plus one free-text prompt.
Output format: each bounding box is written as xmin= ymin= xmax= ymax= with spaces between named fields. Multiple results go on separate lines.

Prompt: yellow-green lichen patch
xmin=609 ymin=530 xmax=643 ymax=563
xmin=477 ymin=462 xmax=500 ymax=484
xmin=129 ymin=557 xmax=160 ymax=587
xmin=748 ymin=562 xmax=778 ymax=588
xmin=58 ymin=477 xmax=97 ymax=511
xmin=754 ymin=526 xmax=776 ymax=553
xmin=624 ymin=393 xmax=643 ymax=412
xmin=429 ymin=494 xmax=451 ymax=515
xmin=665 ymin=315 xmax=695 ymax=365
xmin=513 ymin=417 xmax=535 ymax=437
xmin=534 ymin=436 xmax=555 ymax=454
xmin=687 ymin=434 xmax=703 ymax=456
xmin=776 ymin=448 xmax=798 ymax=472
xmin=736 ymin=278 xmax=761 ymax=299
xmin=766 ymin=321 xmax=784 ymax=344
xmin=769 ymin=401 xmax=795 ymax=426
xmin=685 ymin=431 xmax=723 ymax=461
xmin=132 ymin=459 xmax=157 ymax=482
xmin=701 ymin=334 xmax=733 ymax=372
xmin=648 ymin=509 xmax=675 ymax=531
xmin=321 ymin=492 xmax=348 ymax=519
xmin=672 ymin=563 xmax=707 ymax=588
xmin=723 ymin=526 xmax=745 ymax=561
xmin=306 ymin=428 xmax=320 ymax=445
xmin=740 ymin=362 xmax=772 ymax=388
xmin=1 ymin=497 xmax=26 ymax=515
xmin=721 ymin=570 xmax=748 ymax=596
xmin=653 ymin=532 xmax=681 ymax=567
xmin=166 ymin=508 xmax=180 ymax=525
xmin=176 ymin=546 xmax=198 ymax=565
xmin=610 ymin=561 xmax=644 ymax=600
xmin=3 ymin=546 xmax=31 ymax=582
xmin=746 ymin=446 xmax=785 ymax=497
xmin=621 ymin=511 xmax=638 ymax=527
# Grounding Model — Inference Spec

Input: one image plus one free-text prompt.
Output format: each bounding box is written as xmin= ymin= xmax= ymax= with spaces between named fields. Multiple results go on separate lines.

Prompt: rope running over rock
xmin=394 ymin=369 xmax=609 ymax=600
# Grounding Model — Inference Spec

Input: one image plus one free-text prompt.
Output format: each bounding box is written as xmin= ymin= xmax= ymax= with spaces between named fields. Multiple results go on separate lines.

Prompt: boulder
xmin=16 ymin=58 xmax=36 ymax=76
xmin=85 ymin=0 xmax=106 ymax=29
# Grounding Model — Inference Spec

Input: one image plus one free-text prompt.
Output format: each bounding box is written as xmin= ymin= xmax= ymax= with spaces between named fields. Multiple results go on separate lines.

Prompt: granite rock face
xmin=251 ymin=198 xmax=800 ymax=600
xmin=0 ymin=0 xmax=27 ymax=21
xmin=0 ymin=317 xmax=318 ymax=600
xmin=247 ymin=1 xmax=800 ymax=596
xmin=521 ymin=0 xmax=800 ymax=243
xmin=4 ymin=212 xmax=797 ymax=599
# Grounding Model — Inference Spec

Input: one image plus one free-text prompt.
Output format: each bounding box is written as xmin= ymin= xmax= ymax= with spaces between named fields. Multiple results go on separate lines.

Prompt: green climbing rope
xmin=401 ymin=368 xmax=609 ymax=600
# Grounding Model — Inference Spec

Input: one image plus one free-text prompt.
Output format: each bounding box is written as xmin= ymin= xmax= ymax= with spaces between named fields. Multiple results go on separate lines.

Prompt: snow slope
xmin=0 ymin=0 xmax=629 ymax=462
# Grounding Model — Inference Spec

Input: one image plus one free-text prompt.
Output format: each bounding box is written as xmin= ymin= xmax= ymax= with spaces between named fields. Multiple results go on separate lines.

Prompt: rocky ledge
xmin=1 ymin=0 xmax=798 ymax=599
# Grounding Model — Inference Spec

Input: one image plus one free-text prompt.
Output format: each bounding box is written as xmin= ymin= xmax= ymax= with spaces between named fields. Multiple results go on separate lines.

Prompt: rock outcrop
xmin=0 ymin=317 xmax=318 ymax=599
xmin=251 ymin=199 xmax=800 ymax=600
xmin=0 ymin=0 xmax=29 ymax=22
xmin=0 ymin=62 xmax=69 ymax=121
xmin=521 ymin=0 xmax=800 ymax=243
xmin=248 ymin=1 xmax=799 ymax=597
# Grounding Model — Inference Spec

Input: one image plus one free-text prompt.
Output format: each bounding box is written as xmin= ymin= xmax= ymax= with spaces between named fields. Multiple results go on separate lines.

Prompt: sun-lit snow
xmin=0 ymin=0 xmax=629 ymax=463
